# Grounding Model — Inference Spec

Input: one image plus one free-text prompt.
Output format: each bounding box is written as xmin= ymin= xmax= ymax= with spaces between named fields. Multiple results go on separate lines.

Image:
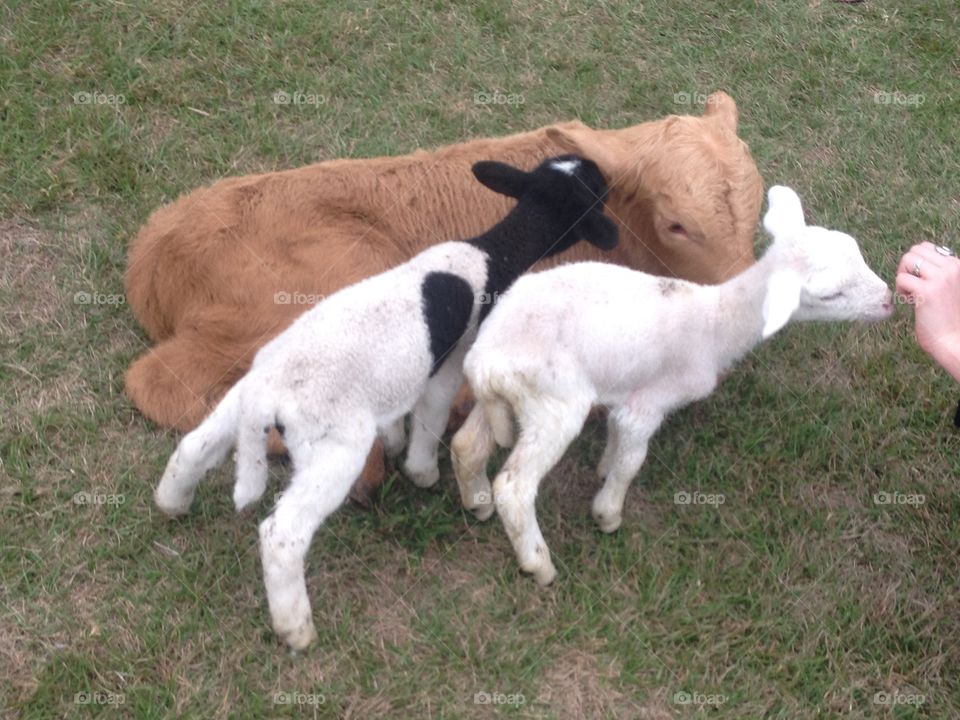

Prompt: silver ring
xmin=935 ymin=245 xmax=954 ymax=257
xmin=913 ymin=258 xmax=924 ymax=277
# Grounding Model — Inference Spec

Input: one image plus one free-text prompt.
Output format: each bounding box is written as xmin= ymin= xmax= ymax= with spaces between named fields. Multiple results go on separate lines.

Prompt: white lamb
xmin=153 ymin=155 xmax=618 ymax=649
xmin=452 ymin=185 xmax=893 ymax=586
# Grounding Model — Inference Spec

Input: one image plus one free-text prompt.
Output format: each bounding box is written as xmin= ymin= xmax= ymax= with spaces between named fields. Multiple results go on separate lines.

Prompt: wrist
xmin=929 ymin=333 xmax=960 ymax=382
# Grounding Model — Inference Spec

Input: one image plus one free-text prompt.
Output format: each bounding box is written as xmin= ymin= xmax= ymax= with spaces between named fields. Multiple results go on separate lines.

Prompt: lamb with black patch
xmin=152 ymin=154 xmax=619 ymax=650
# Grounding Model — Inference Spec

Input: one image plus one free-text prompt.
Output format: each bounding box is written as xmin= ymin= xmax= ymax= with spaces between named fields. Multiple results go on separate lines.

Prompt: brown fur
xmin=125 ymin=92 xmax=763 ymax=501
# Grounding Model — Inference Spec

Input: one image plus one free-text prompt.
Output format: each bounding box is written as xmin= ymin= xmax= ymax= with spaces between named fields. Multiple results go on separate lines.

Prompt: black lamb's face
xmin=534 ymin=156 xmax=617 ymax=253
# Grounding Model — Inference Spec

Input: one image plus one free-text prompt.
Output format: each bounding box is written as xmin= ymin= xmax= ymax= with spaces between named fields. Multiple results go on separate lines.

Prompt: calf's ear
xmin=472 ymin=161 xmax=530 ymax=199
xmin=546 ymin=125 xmax=620 ymax=177
xmin=703 ymin=91 xmax=738 ymax=133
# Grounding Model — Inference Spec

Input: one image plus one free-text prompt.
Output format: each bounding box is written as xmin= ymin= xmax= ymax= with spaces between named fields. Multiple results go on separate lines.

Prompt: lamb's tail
xmin=154 ymin=380 xmax=247 ymax=516
xmin=464 ymin=350 xmax=517 ymax=449
xmin=484 ymin=397 xmax=515 ymax=448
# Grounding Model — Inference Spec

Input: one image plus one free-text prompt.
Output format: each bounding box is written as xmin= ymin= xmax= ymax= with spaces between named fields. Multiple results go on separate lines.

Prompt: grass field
xmin=2 ymin=1 xmax=960 ymax=718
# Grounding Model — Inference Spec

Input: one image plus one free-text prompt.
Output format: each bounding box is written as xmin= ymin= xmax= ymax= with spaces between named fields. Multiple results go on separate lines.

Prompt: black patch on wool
xmin=421 ymin=272 xmax=474 ymax=376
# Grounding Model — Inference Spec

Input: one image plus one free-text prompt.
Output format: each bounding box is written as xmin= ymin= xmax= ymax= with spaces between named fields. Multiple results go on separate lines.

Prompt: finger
xmin=897 ymin=252 xmax=916 ymax=276
xmin=895 ymin=271 xmax=925 ymax=298
xmin=897 ymin=251 xmax=929 ymax=277
xmin=912 ymin=242 xmax=949 ymax=266
xmin=898 ymin=251 xmax=943 ymax=279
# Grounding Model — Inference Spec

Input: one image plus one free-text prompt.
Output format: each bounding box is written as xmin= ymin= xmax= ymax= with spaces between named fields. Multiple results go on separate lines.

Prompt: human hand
xmin=896 ymin=241 xmax=960 ymax=381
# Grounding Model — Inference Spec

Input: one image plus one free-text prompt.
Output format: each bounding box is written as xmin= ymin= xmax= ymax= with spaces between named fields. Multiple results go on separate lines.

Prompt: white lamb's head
xmin=760 ymin=185 xmax=893 ymax=339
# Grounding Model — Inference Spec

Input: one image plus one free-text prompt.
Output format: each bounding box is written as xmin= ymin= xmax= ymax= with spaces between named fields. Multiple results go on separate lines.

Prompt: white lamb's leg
xmin=233 ymin=414 xmax=272 ymax=512
xmin=259 ymin=424 xmax=375 ymax=650
xmin=155 ymin=429 xmax=233 ymax=515
xmin=596 ymin=409 xmax=621 ymax=479
xmin=493 ymin=396 xmax=591 ymax=586
xmin=591 ymin=404 xmax=664 ymax=534
xmin=380 ymin=418 xmax=406 ymax=457
xmin=404 ymin=356 xmax=465 ymax=488
xmin=452 ymin=404 xmax=497 ymax=521
xmin=155 ymin=385 xmax=242 ymax=516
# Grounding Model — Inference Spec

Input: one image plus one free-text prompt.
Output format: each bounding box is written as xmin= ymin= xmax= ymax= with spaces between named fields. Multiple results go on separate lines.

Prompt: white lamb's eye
xmin=819 ymin=291 xmax=845 ymax=301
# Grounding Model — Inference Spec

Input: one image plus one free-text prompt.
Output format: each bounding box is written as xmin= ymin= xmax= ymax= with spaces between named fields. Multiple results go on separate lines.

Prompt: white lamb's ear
xmin=761 ymin=270 xmax=803 ymax=339
xmin=763 ymin=186 xmax=805 ymax=239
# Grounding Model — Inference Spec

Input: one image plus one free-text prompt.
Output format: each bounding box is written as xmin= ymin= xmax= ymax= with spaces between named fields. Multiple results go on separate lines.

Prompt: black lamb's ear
xmin=579 ymin=210 xmax=619 ymax=250
xmin=472 ymin=161 xmax=530 ymax=199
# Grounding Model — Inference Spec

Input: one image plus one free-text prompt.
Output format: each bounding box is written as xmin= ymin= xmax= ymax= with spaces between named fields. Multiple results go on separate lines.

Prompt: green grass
xmin=2 ymin=1 xmax=960 ymax=717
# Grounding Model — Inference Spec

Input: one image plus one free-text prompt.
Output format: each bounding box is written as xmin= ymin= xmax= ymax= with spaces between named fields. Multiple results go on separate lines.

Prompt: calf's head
xmin=547 ymin=91 xmax=762 ymax=284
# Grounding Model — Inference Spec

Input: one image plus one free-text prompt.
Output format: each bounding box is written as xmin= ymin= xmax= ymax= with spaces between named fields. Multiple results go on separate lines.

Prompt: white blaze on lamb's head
xmin=760 ymin=185 xmax=893 ymax=338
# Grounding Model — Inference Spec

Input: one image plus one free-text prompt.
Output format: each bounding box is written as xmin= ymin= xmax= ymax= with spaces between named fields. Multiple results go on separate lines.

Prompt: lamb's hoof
xmin=233 ymin=486 xmax=265 ymax=513
xmin=593 ymin=512 xmax=622 ymax=534
xmin=407 ymin=465 xmax=440 ymax=489
xmin=154 ymin=487 xmax=193 ymax=517
xmin=276 ymin=618 xmax=317 ymax=651
xmin=470 ymin=503 xmax=495 ymax=522
xmin=532 ymin=563 xmax=557 ymax=587
xmin=464 ymin=489 xmax=495 ymax=521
